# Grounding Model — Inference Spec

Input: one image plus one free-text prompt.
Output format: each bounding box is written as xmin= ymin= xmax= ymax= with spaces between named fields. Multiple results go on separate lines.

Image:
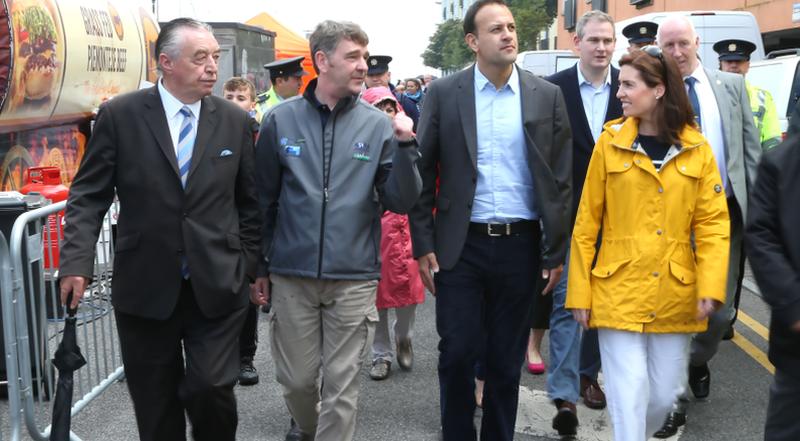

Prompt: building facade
xmin=441 ymin=0 xmax=477 ymax=20
xmin=555 ymin=0 xmax=800 ymax=53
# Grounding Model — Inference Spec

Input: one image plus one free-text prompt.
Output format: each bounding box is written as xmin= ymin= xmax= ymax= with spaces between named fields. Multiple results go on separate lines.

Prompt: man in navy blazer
xmin=544 ymin=10 xmax=622 ymax=438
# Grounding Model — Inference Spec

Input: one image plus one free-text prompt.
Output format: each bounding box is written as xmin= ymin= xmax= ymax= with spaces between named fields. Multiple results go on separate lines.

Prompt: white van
xmin=517 ymin=50 xmax=579 ymax=77
xmin=612 ymin=11 xmax=765 ymax=69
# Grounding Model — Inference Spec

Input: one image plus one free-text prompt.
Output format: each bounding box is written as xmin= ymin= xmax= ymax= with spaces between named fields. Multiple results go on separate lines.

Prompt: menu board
xmin=0 ymin=0 xmax=159 ymax=125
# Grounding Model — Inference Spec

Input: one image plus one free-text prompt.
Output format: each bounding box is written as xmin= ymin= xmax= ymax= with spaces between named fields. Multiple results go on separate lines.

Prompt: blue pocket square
xmin=219 ymin=149 xmax=233 ymax=157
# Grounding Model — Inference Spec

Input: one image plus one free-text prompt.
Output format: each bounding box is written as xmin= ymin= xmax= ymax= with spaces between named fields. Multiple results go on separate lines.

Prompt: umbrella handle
xmin=65 ymin=292 xmax=78 ymax=318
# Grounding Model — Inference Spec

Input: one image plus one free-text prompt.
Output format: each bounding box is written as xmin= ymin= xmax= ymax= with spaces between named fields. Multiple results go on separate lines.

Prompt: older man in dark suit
xmin=58 ymin=18 xmax=260 ymax=441
xmin=746 ymin=138 xmax=800 ymax=441
xmin=409 ymin=1 xmax=571 ymax=439
xmin=544 ymin=9 xmax=622 ymax=436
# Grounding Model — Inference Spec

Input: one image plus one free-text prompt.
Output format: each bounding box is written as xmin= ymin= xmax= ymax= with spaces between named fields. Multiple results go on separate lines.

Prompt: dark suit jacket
xmin=545 ymin=64 xmax=622 ymax=222
xmin=409 ymin=65 xmax=572 ymax=270
xmin=745 ymin=139 xmax=800 ymax=379
xmin=60 ymin=86 xmax=261 ymax=320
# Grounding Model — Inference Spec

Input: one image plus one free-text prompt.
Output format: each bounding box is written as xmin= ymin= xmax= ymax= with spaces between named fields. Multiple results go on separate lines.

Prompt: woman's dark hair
xmin=619 ymin=48 xmax=696 ymax=146
xmin=463 ymin=0 xmax=508 ymax=36
xmin=405 ymin=78 xmax=422 ymax=91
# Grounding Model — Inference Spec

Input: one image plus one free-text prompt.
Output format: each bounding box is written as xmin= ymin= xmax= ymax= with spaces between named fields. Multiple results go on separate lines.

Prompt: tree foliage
xmin=422 ymin=0 xmax=558 ymax=71
xmin=422 ymin=19 xmax=472 ymax=72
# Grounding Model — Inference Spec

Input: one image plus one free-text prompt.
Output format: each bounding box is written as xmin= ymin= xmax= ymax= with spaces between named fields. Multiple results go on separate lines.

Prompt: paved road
xmin=3 ymin=271 xmax=774 ymax=440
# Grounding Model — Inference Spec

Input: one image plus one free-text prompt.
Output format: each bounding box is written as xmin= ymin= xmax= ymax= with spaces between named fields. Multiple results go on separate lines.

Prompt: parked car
xmin=747 ymin=49 xmax=800 ymax=137
xmin=517 ymin=50 xmax=578 ymax=77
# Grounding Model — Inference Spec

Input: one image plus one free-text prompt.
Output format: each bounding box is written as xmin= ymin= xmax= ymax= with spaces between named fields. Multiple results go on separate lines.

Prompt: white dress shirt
xmin=158 ymin=79 xmax=201 ymax=156
xmin=685 ymin=65 xmax=728 ymax=192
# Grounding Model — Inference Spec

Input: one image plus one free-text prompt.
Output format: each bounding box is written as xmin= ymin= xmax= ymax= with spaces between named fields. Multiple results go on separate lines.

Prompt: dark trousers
xmin=115 ymin=280 xmax=247 ymax=441
xmin=579 ymin=328 xmax=601 ymax=380
xmin=765 ymin=369 xmax=800 ymax=441
xmin=239 ymin=303 xmax=258 ymax=359
xmin=436 ymin=228 xmax=541 ymax=441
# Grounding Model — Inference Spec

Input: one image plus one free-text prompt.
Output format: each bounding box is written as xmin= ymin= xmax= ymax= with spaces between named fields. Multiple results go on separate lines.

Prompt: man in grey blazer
xmin=59 ymin=19 xmax=260 ymax=441
xmin=654 ymin=16 xmax=762 ymax=437
xmin=408 ymin=1 xmax=571 ymax=439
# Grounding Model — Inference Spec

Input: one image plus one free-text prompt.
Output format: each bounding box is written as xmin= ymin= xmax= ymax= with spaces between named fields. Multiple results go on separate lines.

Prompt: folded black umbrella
xmin=50 ymin=293 xmax=86 ymax=441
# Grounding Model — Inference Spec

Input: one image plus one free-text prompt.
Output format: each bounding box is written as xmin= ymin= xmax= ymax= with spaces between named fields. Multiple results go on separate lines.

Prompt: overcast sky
xmin=144 ymin=0 xmax=443 ymax=81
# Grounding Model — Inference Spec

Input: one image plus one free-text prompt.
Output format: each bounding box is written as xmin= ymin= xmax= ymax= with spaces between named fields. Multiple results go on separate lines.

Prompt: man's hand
xmin=417 ymin=253 xmax=439 ymax=295
xmin=572 ymin=309 xmax=590 ymax=330
xmin=541 ymin=265 xmax=563 ymax=295
xmin=60 ymin=276 xmax=89 ymax=310
xmin=790 ymin=320 xmax=800 ymax=333
xmin=696 ymin=298 xmax=722 ymax=320
xmin=250 ymin=277 xmax=270 ymax=306
xmin=393 ymin=113 xmax=415 ymax=142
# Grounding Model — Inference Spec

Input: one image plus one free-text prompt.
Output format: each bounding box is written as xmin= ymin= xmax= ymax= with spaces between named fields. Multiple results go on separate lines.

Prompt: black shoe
xmin=722 ymin=325 xmax=734 ymax=340
xmin=552 ymin=400 xmax=578 ymax=436
xmin=653 ymin=411 xmax=686 ymax=438
xmin=688 ymin=363 xmax=710 ymax=398
xmin=285 ymin=418 xmax=312 ymax=441
xmin=238 ymin=357 xmax=259 ymax=386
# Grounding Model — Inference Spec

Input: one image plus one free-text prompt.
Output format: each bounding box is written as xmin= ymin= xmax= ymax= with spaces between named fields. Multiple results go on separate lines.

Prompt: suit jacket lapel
xmin=607 ymin=66 xmax=623 ymax=122
xmin=705 ymin=68 xmax=733 ymax=155
xmin=519 ymin=70 xmax=544 ymax=160
xmin=143 ymin=87 xmax=180 ymax=178
xmin=565 ymin=65 xmax=593 ymax=143
xmin=458 ymin=66 xmax=478 ymax=170
xmin=188 ymin=96 xmax=217 ymax=182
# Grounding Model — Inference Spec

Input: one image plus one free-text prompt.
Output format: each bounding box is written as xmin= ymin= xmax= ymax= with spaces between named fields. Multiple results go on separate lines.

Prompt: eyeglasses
xmin=641 ymin=45 xmax=663 ymax=60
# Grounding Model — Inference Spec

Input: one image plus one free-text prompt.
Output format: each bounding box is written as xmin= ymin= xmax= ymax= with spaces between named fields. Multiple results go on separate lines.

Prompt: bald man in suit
xmin=654 ymin=15 xmax=761 ymax=437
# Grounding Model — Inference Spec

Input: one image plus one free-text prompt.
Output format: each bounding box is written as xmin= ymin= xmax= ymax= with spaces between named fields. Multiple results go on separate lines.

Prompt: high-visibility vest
xmin=254 ymin=90 xmax=283 ymax=123
xmin=746 ymin=81 xmax=782 ymax=151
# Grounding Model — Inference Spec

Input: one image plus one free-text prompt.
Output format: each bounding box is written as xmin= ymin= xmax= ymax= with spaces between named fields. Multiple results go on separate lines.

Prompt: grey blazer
xmin=408 ymin=65 xmax=573 ymax=270
xmin=704 ymin=67 xmax=762 ymax=220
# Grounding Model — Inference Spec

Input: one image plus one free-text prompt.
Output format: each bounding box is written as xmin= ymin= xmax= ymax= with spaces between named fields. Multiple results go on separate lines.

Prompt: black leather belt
xmin=468 ymin=220 xmax=539 ymax=237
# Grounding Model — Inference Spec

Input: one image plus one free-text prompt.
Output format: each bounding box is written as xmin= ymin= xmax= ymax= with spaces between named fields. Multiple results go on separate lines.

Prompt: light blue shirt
xmin=471 ymin=65 xmax=536 ymax=223
xmin=576 ymin=63 xmax=611 ymax=143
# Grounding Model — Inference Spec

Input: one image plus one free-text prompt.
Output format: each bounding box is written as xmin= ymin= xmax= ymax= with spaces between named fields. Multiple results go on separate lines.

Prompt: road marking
xmin=731 ymin=333 xmax=775 ymax=374
xmin=737 ymin=310 xmax=770 ymax=341
xmin=742 ymin=278 xmax=760 ymax=296
xmin=515 ymin=387 xmax=684 ymax=440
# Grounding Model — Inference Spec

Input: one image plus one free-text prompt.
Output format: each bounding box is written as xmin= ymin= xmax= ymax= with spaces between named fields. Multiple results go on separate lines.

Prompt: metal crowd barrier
xmin=2 ymin=200 xmax=123 ymax=441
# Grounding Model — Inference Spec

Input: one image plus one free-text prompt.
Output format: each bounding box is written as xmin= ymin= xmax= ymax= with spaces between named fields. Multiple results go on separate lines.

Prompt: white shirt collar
xmin=158 ymin=78 xmax=202 ymax=119
xmin=577 ymin=63 xmax=612 ymax=88
xmin=686 ymin=62 xmax=708 ymax=84
xmin=474 ymin=64 xmax=520 ymax=94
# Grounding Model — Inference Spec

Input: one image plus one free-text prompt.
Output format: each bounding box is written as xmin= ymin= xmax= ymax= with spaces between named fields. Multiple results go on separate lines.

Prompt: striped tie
xmin=177 ymin=106 xmax=194 ymax=278
xmin=177 ymin=106 xmax=195 ymax=188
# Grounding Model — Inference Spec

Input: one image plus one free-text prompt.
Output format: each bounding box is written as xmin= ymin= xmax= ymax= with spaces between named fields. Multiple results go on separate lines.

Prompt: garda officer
xmin=714 ymin=39 xmax=782 ymax=151
xmin=254 ymin=56 xmax=308 ymax=121
xmin=365 ymin=55 xmax=420 ymax=129
xmin=622 ymin=21 xmax=658 ymax=51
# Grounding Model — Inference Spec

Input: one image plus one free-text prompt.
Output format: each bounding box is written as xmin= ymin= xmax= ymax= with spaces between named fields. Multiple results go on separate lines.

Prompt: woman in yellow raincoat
xmin=565 ymin=47 xmax=731 ymax=441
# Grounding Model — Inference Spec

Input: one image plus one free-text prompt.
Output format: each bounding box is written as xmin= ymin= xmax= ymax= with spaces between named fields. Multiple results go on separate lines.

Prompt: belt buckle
xmin=487 ymin=223 xmax=510 ymax=237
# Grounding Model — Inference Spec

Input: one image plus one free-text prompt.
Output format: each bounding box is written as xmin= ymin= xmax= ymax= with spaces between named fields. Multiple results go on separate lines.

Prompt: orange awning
xmin=246 ymin=12 xmax=315 ymax=89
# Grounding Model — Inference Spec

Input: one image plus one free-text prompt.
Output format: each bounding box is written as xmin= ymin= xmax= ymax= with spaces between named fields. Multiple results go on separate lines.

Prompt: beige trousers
xmin=270 ymin=274 xmax=378 ymax=441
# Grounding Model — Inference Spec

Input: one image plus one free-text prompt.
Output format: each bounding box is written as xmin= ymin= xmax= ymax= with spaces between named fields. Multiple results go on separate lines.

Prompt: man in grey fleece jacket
xmin=251 ymin=20 xmax=421 ymax=441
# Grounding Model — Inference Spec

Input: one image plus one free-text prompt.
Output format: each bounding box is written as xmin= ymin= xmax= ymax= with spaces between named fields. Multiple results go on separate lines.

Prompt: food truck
xmin=0 ymin=0 xmax=160 ymax=191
